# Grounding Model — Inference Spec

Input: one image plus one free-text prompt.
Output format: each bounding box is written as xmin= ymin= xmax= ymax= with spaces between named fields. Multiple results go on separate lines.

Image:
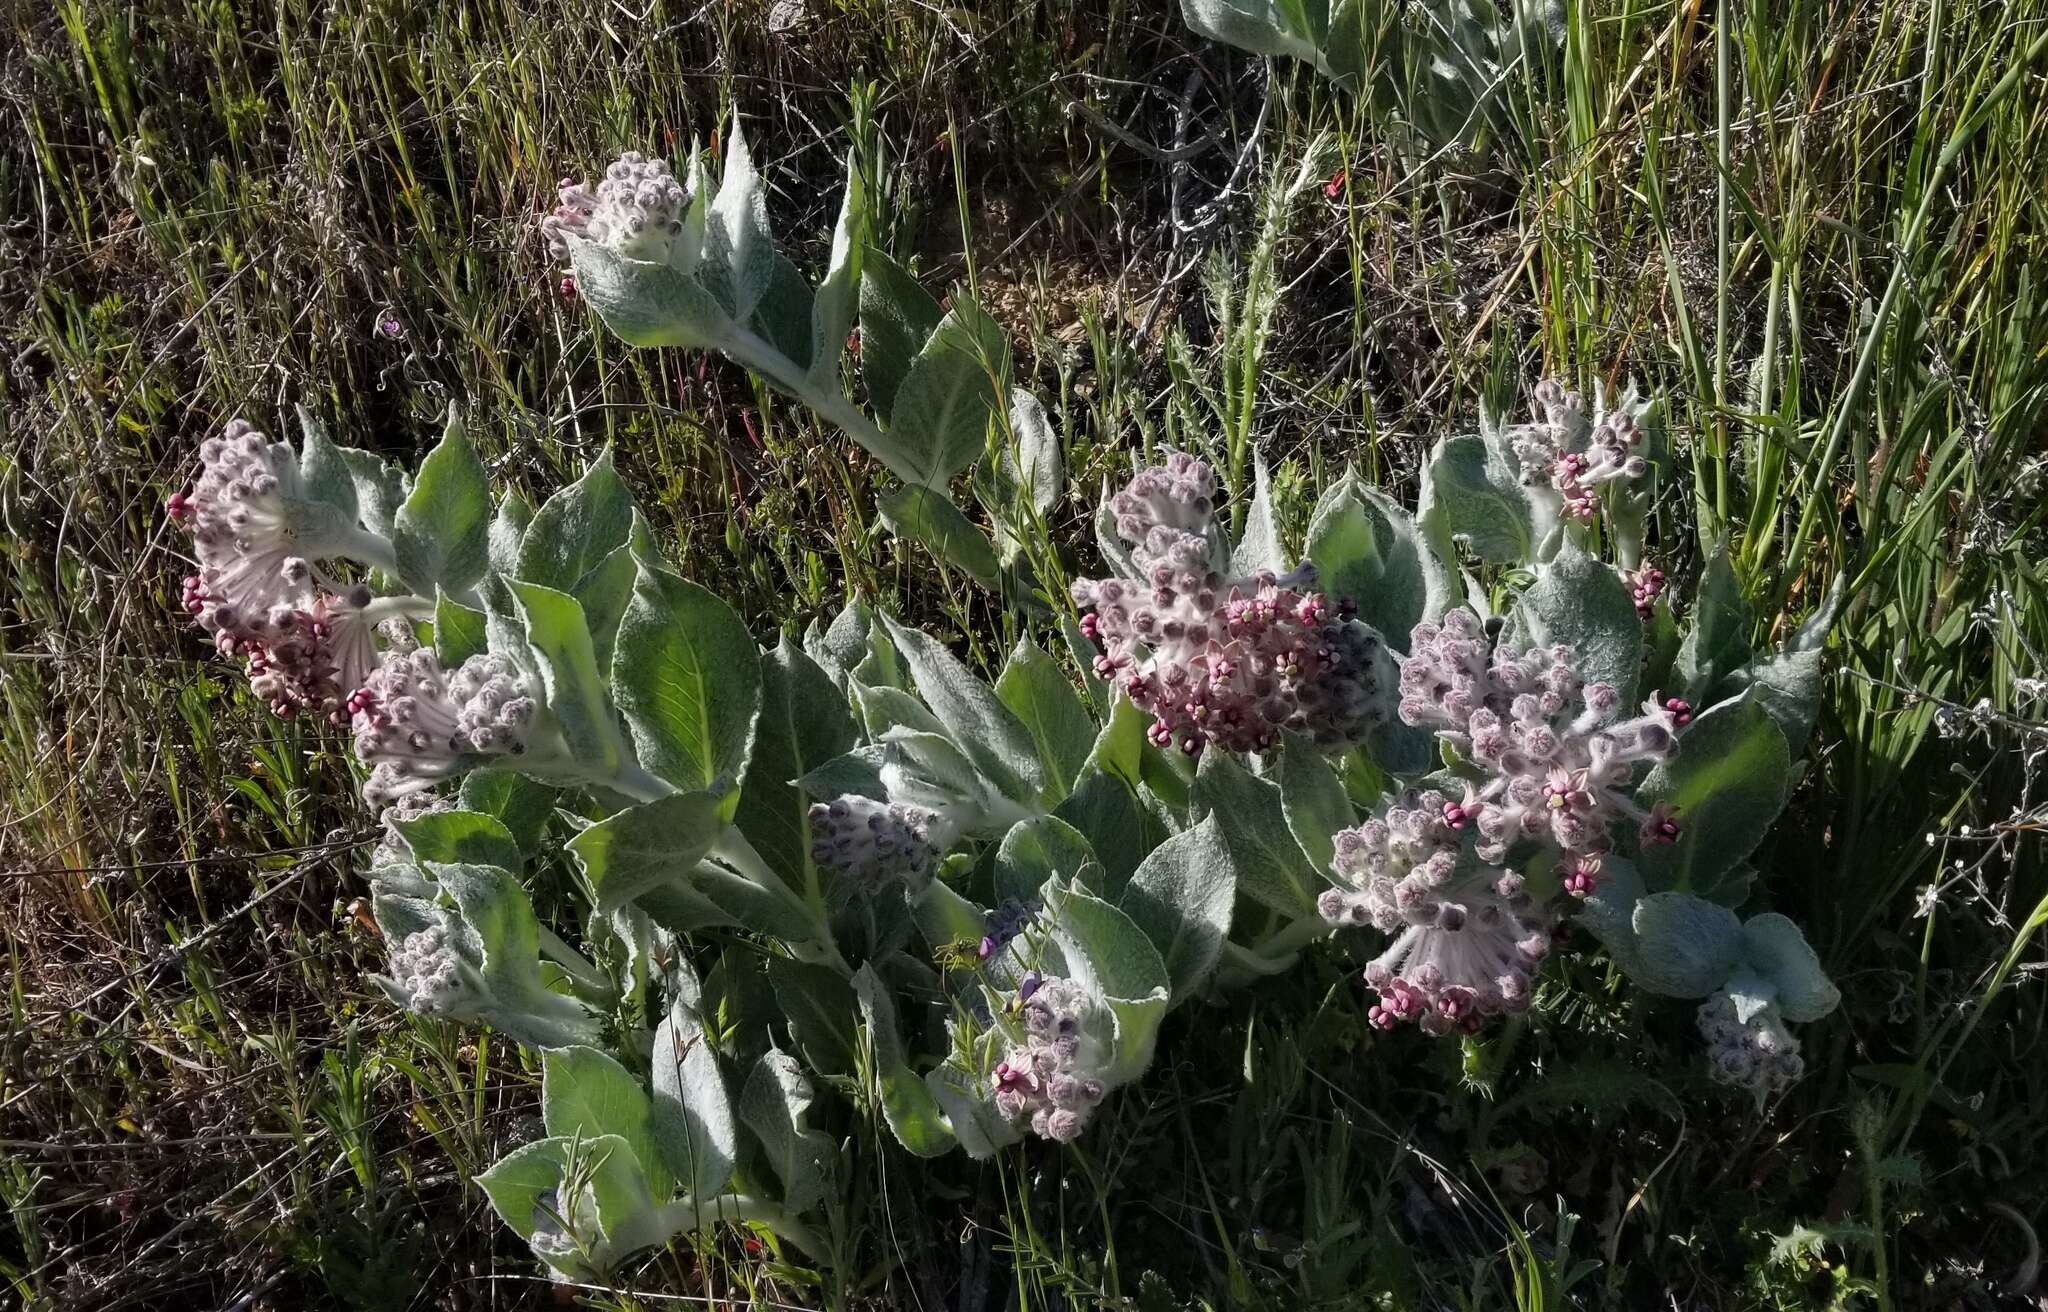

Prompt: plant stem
xmin=718 ymin=324 xmax=914 ymax=485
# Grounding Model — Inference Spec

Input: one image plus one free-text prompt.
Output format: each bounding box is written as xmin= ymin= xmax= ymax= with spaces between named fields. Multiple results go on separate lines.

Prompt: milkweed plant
xmin=168 ymin=125 xmax=1841 ymax=1283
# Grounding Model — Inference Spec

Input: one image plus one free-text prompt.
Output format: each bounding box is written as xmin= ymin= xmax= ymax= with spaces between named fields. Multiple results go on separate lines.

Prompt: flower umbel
xmin=1505 ymin=378 xmax=1653 ymax=523
xmin=1074 ymin=453 xmax=1396 ymax=756
xmin=240 ymin=585 xmax=382 ymax=721
xmin=808 ymin=795 xmax=948 ymax=891
xmin=1696 ymin=991 xmax=1805 ymax=1104
xmin=1398 ymin=608 xmax=1685 ymax=866
xmin=1323 ymin=791 xmax=1551 ymax=1035
xmin=545 ymin=151 xmax=690 ymax=264
xmin=351 ymin=650 xmax=539 ymax=802
xmin=991 ymin=975 xmax=1111 ymax=1142
xmin=384 ymin=925 xmax=480 ymax=1018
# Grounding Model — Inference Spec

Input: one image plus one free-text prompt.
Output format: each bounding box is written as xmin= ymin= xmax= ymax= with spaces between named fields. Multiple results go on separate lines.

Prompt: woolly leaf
xmin=543 ymin=1045 xmax=675 ymax=1201
xmin=612 ymin=563 xmax=762 ymax=804
xmin=1625 ymin=892 xmax=1742 ymax=997
xmin=394 ymin=410 xmax=492 ymax=595
xmin=1118 ymin=817 xmax=1237 ymax=998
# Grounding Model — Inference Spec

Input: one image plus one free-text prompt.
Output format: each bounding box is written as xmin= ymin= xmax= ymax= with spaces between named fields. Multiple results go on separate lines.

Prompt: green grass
xmin=2 ymin=0 xmax=2045 ymax=1307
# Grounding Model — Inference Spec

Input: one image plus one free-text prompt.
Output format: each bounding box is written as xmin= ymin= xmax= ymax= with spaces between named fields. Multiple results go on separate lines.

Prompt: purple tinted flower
xmin=992 ymin=976 xmax=1110 ymax=1142
xmin=1359 ymin=867 xmax=1550 ymax=1037
xmin=240 ymin=585 xmax=381 ymax=722
xmin=544 ymin=151 xmax=690 ymax=264
xmin=1505 ymin=379 xmax=1654 ymax=524
xmin=806 ymin=795 xmax=947 ymax=890
xmin=1073 ymin=454 xmax=1397 ymax=756
xmin=351 ymin=650 xmax=538 ymax=802
xmin=1398 ymin=609 xmax=1686 ymax=868
xmin=174 ymin=420 xmax=325 ymax=646
xmin=1697 ymin=991 xmax=1804 ymax=1104
xmin=1627 ymin=562 xmax=1668 ymax=619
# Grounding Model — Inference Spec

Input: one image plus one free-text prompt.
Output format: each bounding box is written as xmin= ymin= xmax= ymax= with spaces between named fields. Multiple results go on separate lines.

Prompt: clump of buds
xmin=991 ymin=975 xmax=1111 ymax=1142
xmin=980 ymin=897 xmax=1034 ymax=959
xmin=544 ymin=151 xmax=690 ymax=264
xmin=172 ymin=421 xmax=348 ymax=648
xmin=1074 ymin=453 xmax=1396 ymax=756
xmin=239 ymin=585 xmax=381 ymax=721
xmin=1323 ymin=793 xmax=1550 ymax=1035
xmin=807 ymin=795 xmax=947 ymax=890
xmin=1506 ymin=379 xmax=1653 ymax=523
xmin=1626 ymin=562 xmax=1668 ymax=619
xmin=384 ymin=925 xmax=480 ymax=1018
xmin=1696 ymin=991 xmax=1805 ymax=1103
xmin=351 ymin=650 xmax=539 ymax=802
xmin=1398 ymin=608 xmax=1688 ymax=869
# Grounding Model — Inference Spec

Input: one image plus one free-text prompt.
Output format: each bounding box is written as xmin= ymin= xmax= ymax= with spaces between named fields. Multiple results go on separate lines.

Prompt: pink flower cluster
xmin=1398 ymin=608 xmax=1687 ymax=886
xmin=1074 ymin=454 xmax=1394 ymax=756
xmin=1321 ymin=790 xmax=1551 ymax=1035
xmin=170 ymin=421 xmax=385 ymax=720
xmin=991 ymin=975 xmax=1109 ymax=1142
xmin=544 ymin=151 xmax=689 ymax=264
xmin=351 ymin=650 xmax=538 ymax=803
xmin=1626 ymin=562 xmax=1668 ymax=619
xmin=1506 ymin=379 xmax=1652 ymax=522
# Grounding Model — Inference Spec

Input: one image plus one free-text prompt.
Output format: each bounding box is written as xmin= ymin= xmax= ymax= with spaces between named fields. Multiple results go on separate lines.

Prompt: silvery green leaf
xmin=569 ymin=239 xmax=729 ymax=348
xmin=1739 ymin=913 xmax=1840 ymax=1022
xmin=543 ymin=1045 xmax=676 ymax=1201
xmin=1118 ymin=816 xmax=1236 ymax=999
xmin=926 ymin=1061 xmax=1019 ymax=1160
xmin=1514 ymin=543 xmax=1643 ymax=706
xmin=705 ymin=120 xmax=776 ymax=323
xmin=765 ymin=956 xmax=861 ymax=1077
xmin=459 ymin=769 xmax=556 ymax=857
xmin=572 ymin=543 xmax=638 ymax=672
xmin=809 ymin=151 xmax=864 ymax=386
xmin=1417 ymin=433 xmax=1534 ymax=564
xmin=1625 ymin=892 xmax=1743 ymax=997
xmin=796 ymin=745 xmax=889 ymax=802
xmin=1724 ymin=574 xmax=1843 ymax=753
xmin=1231 ymin=448 xmax=1288 ymax=577
xmin=740 ymin=1048 xmax=834 ymax=1215
xmin=478 ymin=1132 xmax=646 ymax=1247
xmin=1061 ymin=612 xmax=1111 ymax=713
xmin=805 ymin=601 xmax=872 ymax=685
xmin=750 ymin=251 xmax=815 ymax=372
xmin=1573 ymin=853 xmax=1648 ymax=976
xmin=996 ymin=637 xmax=1095 ymax=796
xmin=294 ymin=407 xmax=357 ymax=520
xmin=434 ymin=590 xmax=488 ymax=666
xmin=880 ymin=615 xmax=1046 ymax=805
xmin=1675 ymin=547 xmax=1754 ymax=703
xmin=1723 ymin=967 xmax=1779 ymax=1025
xmin=852 ymin=965 xmax=957 ymax=1157
xmin=518 ymin=449 xmax=636 ymax=594
xmin=993 ymin=814 xmax=1099 ymax=904
xmin=884 ymin=301 xmax=1009 ymax=490
xmin=489 ymin=492 xmax=533 ymax=577
xmin=736 ymin=637 xmax=860 ymax=887
xmin=611 ymin=563 xmax=762 ymax=803
xmin=650 ymin=981 xmax=739 ymax=1201
xmin=853 ymin=681 xmax=947 ymax=740
xmin=1277 ymin=734 xmax=1352 ymax=872
xmin=857 ymin=249 xmax=942 ymax=422
xmin=339 ymin=447 xmax=407 ymax=540
xmin=912 ymin=878 xmax=988 ymax=947
xmin=566 ymin=792 xmax=726 ymax=913
xmin=1304 ymin=468 xmax=1454 ymax=649
xmin=1052 ymin=768 xmax=1168 ymax=898
xmin=1043 ymin=881 xmax=1171 ymax=1083
xmin=508 ymin=579 xmax=625 ymax=776
xmin=1635 ymin=698 xmax=1792 ymax=895
xmin=393 ymin=409 xmax=492 ymax=595
xmin=1006 ymin=389 xmax=1063 ymax=516
xmin=396 ymin=808 xmax=521 ymax=872
xmin=1190 ymin=751 xmax=1320 ymax=917
xmin=1180 ymin=0 xmax=1321 ymax=61
xmin=877 ymin=484 xmax=1001 ymax=589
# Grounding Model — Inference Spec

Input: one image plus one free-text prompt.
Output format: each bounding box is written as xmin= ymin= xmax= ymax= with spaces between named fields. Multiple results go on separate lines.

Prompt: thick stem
xmin=337 ymin=523 xmax=399 ymax=575
xmin=362 ymin=594 xmax=437 ymax=624
xmin=718 ymin=325 xmax=917 ymax=486
xmin=537 ymin=926 xmax=614 ymax=1000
